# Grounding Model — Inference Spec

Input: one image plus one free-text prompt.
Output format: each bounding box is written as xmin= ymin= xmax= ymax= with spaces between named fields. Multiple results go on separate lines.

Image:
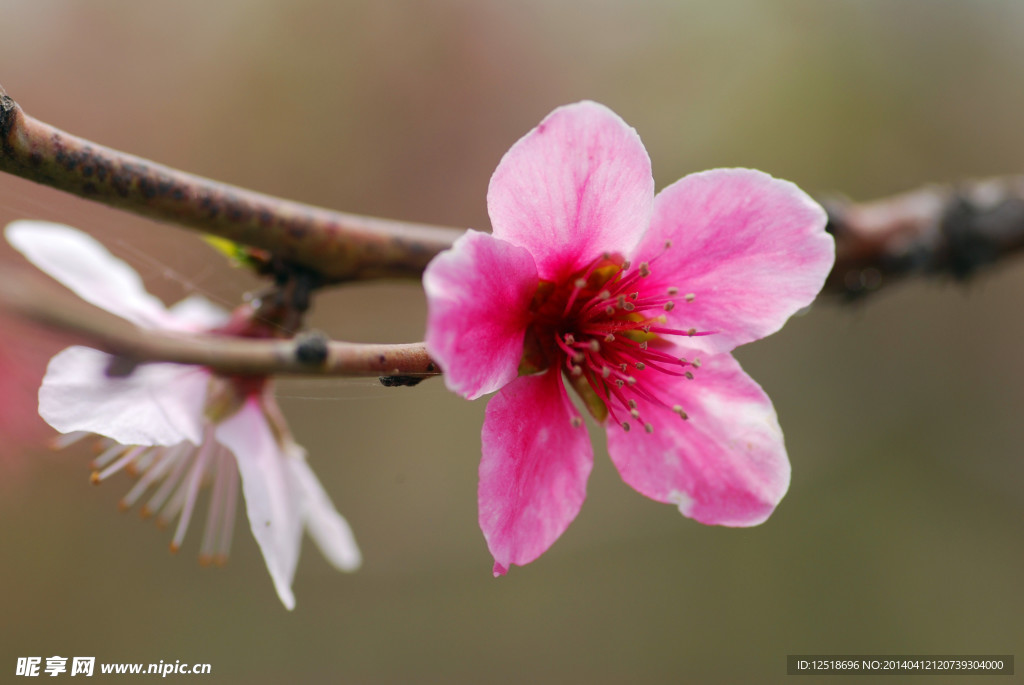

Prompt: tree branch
xmin=825 ymin=176 xmax=1024 ymax=299
xmin=0 ymin=265 xmax=440 ymax=379
xmin=0 ymin=84 xmax=461 ymax=284
xmin=6 ymin=85 xmax=1024 ymax=301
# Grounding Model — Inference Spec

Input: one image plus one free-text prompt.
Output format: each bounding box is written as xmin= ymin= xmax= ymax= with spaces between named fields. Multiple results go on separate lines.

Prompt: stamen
xmin=685 ymin=293 xmax=696 ymax=302
xmin=639 ymin=262 xmax=651 ymax=277
xmin=673 ymin=405 xmax=689 ymax=420
xmin=621 ymin=422 xmax=631 ymax=432
xmin=170 ymin=435 xmax=216 ymax=553
xmin=667 ymin=287 xmax=679 ymax=296
xmin=644 ymin=422 xmax=654 ymax=433
xmin=635 ymin=362 xmax=645 ymax=370
xmin=570 ymin=415 xmax=583 ymax=428
xmin=684 ymin=371 xmax=694 ymax=380
xmin=51 ymin=431 xmax=90 ymax=450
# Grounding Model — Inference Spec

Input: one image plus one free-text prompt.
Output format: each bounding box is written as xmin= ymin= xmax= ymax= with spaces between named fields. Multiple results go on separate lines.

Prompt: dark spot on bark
xmin=426 ymin=362 xmax=437 ymax=373
xmin=379 ymin=375 xmax=424 ymax=387
xmin=139 ymin=177 xmax=157 ymax=199
xmin=295 ymin=331 xmax=329 ymax=365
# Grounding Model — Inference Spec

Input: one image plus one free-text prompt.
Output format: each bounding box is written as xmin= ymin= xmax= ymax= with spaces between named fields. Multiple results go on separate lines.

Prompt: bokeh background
xmin=1 ymin=1 xmax=1022 ymax=682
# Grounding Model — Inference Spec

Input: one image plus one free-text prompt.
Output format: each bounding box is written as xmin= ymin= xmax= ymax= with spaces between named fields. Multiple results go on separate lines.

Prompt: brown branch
xmin=824 ymin=177 xmax=1024 ymax=299
xmin=6 ymin=85 xmax=1024 ymax=301
xmin=0 ymin=265 xmax=440 ymax=379
xmin=0 ymin=85 xmax=461 ymax=284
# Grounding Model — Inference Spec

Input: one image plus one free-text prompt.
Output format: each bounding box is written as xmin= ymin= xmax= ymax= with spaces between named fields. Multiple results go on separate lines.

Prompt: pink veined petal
xmin=478 ymin=370 xmax=593 ymax=575
xmin=424 ymin=230 xmax=539 ymax=400
xmin=216 ymin=399 xmax=304 ymax=610
xmin=287 ymin=450 xmax=362 ymax=572
xmin=632 ymin=168 xmax=833 ymax=355
xmin=487 ymin=101 xmax=655 ymax=282
xmin=38 ymin=346 xmax=208 ymax=446
xmin=5 ymin=221 xmax=178 ymax=329
xmin=167 ymin=294 xmax=230 ymax=332
xmin=606 ymin=351 xmax=790 ymax=527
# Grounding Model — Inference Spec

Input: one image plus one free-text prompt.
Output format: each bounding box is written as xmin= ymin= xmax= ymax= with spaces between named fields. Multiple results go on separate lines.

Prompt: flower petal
xmin=424 ymin=230 xmax=538 ymax=400
xmin=478 ymin=370 xmax=592 ymax=575
xmin=487 ymin=101 xmax=654 ymax=281
xmin=216 ymin=399 xmax=304 ymax=610
xmin=633 ymin=168 xmax=833 ymax=355
xmin=5 ymin=221 xmax=177 ymax=329
xmin=287 ymin=451 xmax=362 ymax=572
xmin=38 ymin=346 xmax=208 ymax=446
xmin=606 ymin=352 xmax=789 ymax=527
xmin=167 ymin=294 xmax=230 ymax=331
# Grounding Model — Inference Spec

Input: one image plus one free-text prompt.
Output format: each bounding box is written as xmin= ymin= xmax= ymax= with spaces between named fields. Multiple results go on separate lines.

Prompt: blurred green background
xmin=1 ymin=1 xmax=1022 ymax=682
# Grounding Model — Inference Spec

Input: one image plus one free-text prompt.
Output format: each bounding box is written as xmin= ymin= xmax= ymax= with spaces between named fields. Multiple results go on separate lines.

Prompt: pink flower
xmin=424 ymin=102 xmax=834 ymax=575
xmin=5 ymin=221 xmax=361 ymax=609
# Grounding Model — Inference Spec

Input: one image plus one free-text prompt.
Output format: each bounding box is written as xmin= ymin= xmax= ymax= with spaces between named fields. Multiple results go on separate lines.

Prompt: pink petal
xmin=633 ymin=168 xmax=833 ymax=355
xmin=478 ymin=370 xmax=592 ymax=575
xmin=5 ymin=221 xmax=178 ymax=329
xmin=38 ymin=346 xmax=208 ymax=446
xmin=606 ymin=351 xmax=789 ymax=527
xmin=216 ymin=398 xmax=304 ymax=610
xmin=487 ymin=101 xmax=654 ymax=282
xmin=424 ymin=230 xmax=538 ymax=400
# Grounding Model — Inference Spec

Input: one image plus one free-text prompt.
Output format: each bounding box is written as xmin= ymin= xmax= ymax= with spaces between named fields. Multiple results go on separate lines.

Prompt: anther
xmin=574 ymin=278 xmax=587 ymax=289
xmin=601 ymin=367 xmax=612 ymax=379
xmin=622 ymin=302 xmax=635 ymax=312
xmin=692 ymin=358 xmax=702 ymax=368
xmin=630 ymin=409 xmax=640 ymax=419
xmin=619 ymin=363 xmax=628 ymax=371
xmin=644 ymin=422 xmax=654 ymax=433
xmin=628 ymin=399 xmax=637 ymax=409
xmin=684 ymin=371 xmax=694 ymax=380
xmin=573 ymin=352 xmax=584 ymax=363
xmin=664 ymin=240 xmax=673 ymax=249
xmin=686 ymin=328 xmax=696 ymax=336
xmin=667 ymin=287 xmax=679 ymax=295
xmin=604 ymin=333 xmax=615 ymax=342
xmin=621 ymin=260 xmax=631 ymax=270
xmin=570 ymin=416 xmax=583 ymax=428
xmin=639 ymin=262 xmax=651 ymax=277
xmin=605 ymin=306 xmax=615 ymax=316
xmin=664 ymin=301 xmax=675 ymax=311
xmin=621 ymin=422 xmax=631 ymax=432
xmin=615 ymin=379 xmax=625 ymax=388
xmin=570 ymin=365 xmax=583 ymax=376
xmin=685 ymin=293 xmax=696 ymax=302
xmin=639 ymin=341 xmax=648 ymax=350
xmin=672 ymin=405 xmax=688 ymax=420
xmin=598 ymin=290 xmax=611 ymax=300
xmin=626 ymin=376 xmax=637 ymax=386
xmin=629 ymin=292 xmax=639 ymax=300
xmin=588 ymin=339 xmax=600 ymax=352
xmin=564 ymin=333 xmax=576 ymax=344
xmin=635 ymin=362 xmax=645 ymax=370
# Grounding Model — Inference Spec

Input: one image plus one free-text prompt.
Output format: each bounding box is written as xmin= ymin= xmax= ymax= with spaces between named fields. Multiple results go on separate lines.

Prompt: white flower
xmin=5 ymin=220 xmax=361 ymax=610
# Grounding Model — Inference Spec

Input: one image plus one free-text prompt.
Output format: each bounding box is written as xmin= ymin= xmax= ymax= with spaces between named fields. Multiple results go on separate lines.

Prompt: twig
xmin=0 ymin=265 xmax=440 ymax=379
xmin=825 ymin=176 xmax=1024 ymax=299
xmin=0 ymin=84 xmax=461 ymax=284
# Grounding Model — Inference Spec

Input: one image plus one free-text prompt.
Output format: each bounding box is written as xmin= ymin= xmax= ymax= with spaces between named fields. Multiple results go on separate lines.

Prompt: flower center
xmin=522 ymin=244 xmax=711 ymax=432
